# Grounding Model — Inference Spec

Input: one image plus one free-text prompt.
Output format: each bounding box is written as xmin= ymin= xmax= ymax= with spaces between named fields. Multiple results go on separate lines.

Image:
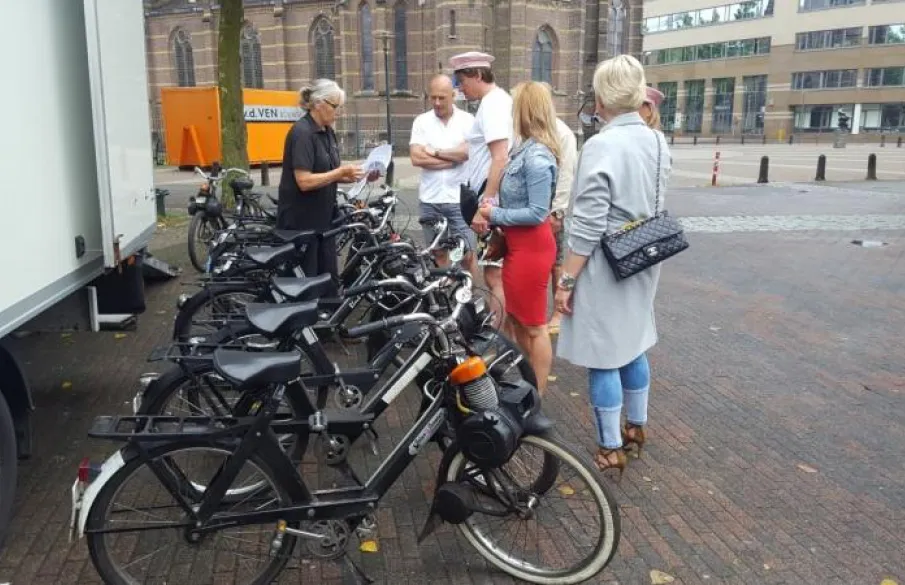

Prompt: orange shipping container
xmin=160 ymin=86 xmax=301 ymax=167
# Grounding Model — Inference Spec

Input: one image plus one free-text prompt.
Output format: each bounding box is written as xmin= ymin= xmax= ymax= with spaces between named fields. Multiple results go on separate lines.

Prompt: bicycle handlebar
xmin=343 ymin=271 xmax=473 ymax=338
xmin=194 ymin=166 xmax=251 ymax=182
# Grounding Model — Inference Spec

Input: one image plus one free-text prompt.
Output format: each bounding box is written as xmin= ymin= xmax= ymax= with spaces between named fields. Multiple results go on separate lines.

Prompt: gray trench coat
xmin=556 ymin=112 xmax=672 ymax=370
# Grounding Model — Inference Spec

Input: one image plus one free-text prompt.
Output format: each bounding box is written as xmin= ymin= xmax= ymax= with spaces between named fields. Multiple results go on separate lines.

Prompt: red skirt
xmin=501 ymin=221 xmax=556 ymax=326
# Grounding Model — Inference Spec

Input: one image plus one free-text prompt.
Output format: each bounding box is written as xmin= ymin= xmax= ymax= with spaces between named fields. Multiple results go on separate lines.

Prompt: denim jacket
xmin=489 ymin=139 xmax=557 ymax=227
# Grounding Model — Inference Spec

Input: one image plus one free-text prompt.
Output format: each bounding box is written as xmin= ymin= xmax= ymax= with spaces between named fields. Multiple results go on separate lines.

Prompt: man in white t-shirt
xmin=447 ymin=51 xmax=513 ymax=322
xmin=409 ymin=74 xmax=477 ymax=276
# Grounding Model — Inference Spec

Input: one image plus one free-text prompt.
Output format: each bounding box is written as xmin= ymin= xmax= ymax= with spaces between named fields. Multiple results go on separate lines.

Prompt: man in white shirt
xmin=409 ymin=74 xmax=477 ymax=275
xmin=446 ymin=51 xmax=513 ymax=322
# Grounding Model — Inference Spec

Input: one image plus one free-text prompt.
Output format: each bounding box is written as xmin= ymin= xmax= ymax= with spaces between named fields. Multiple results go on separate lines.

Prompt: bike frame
xmin=88 ymin=337 xmax=454 ymax=535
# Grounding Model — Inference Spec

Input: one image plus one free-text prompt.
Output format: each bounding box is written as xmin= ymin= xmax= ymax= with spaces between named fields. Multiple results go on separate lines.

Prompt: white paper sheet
xmin=347 ymin=143 xmax=394 ymax=199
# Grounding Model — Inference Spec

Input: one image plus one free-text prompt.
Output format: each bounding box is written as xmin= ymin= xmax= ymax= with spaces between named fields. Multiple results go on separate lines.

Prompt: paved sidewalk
xmin=1 ymin=183 xmax=904 ymax=584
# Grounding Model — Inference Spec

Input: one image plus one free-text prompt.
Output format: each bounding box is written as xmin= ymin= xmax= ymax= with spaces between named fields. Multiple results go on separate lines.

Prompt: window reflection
xmin=644 ymin=1 xmax=772 ymax=34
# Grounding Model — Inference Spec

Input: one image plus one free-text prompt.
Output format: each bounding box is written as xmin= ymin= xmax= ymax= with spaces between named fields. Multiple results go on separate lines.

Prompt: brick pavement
xmin=1 ymin=184 xmax=904 ymax=585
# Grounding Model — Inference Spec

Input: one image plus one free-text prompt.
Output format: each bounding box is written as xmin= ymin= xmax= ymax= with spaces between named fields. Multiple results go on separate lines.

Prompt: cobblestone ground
xmin=1 ymin=182 xmax=904 ymax=585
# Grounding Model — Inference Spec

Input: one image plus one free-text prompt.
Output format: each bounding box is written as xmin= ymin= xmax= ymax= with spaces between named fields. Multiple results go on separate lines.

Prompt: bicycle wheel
xmin=0 ymin=393 xmax=17 ymax=550
xmin=138 ymin=361 xmax=311 ymax=465
xmin=86 ymin=442 xmax=297 ymax=585
xmin=188 ymin=214 xmax=224 ymax=273
xmin=173 ymin=283 xmax=266 ymax=345
xmin=446 ymin=433 xmax=620 ymax=585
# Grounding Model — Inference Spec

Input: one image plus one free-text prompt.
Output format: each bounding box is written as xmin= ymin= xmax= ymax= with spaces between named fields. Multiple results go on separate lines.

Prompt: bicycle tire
xmin=138 ymin=363 xmax=310 ymax=472
xmin=187 ymin=213 xmax=224 ymax=273
xmin=86 ymin=442 xmax=297 ymax=585
xmin=172 ymin=282 xmax=267 ymax=344
xmin=447 ymin=433 xmax=621 ymax=584
xmin=0 ymin=393 xmax=17 ymax=550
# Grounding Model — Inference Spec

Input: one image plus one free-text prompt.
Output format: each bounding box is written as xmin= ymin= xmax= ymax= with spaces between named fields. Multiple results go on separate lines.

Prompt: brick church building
xmin=144 ymin=0 xmax=642 ymax=157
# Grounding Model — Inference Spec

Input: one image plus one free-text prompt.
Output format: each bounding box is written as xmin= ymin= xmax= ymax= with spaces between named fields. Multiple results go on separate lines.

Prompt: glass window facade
xmin=865 ymin=67 xmax=905 ymax=87
xmin=712 ymin=77 xmax=735 ymax=134
xmin=684 ymin=80 xmax=705 ymax=133
xmin=793 ymin=104 xmax=854 ymax=131
xmin=860 ymin=103 xmax=905 ymax=131
xmin=741 ymin=75 xmax=767 ymax=134
xmin=791 ymin=69 xmax=858 ymax=89
xmin=798 ymin=0 xmax=864 ymax=11
xmin=795 ymin=27 xmax=861 ymax=50
xmin=643 ymin=37 xmax=770 ymax=66
xmin=657 ymin=82 xmax=678 ymax=132
xmin=868 ymin=25 xmax=905 ymax=45
xmin=644 ymin=1 xmax=773 ymax=34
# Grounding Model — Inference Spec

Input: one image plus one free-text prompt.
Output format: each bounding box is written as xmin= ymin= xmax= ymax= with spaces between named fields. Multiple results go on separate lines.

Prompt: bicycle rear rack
xmin=88 ymin=409 xmax=376 ymax=442
xmin=88 ymin=414 xmax=249 ymax=441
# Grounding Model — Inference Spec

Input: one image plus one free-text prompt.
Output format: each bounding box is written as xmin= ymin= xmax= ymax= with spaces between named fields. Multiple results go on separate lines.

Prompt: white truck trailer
xmin=0 ymin=0 xmax=162 ymax=547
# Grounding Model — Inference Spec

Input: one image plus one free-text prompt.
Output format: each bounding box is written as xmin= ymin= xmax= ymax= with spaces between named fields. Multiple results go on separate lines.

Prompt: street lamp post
xmin=378 ymin=31 xmax=393 ymax=147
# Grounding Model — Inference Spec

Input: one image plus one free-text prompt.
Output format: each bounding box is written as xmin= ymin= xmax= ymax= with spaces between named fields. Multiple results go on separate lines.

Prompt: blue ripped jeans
xmin=587 ymin=354 xmax=650 ymax=449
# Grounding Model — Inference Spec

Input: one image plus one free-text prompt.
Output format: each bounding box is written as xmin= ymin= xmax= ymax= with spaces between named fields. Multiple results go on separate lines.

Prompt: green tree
xmin=217 ymin=0 xmax=249 ymax=207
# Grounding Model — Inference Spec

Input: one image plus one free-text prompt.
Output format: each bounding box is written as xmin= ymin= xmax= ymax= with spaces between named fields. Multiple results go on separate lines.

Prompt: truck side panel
xmin=83 ymin=0 xmax=158 ymax=267
xmin=0 ymin=0 xmax=105 ymax=339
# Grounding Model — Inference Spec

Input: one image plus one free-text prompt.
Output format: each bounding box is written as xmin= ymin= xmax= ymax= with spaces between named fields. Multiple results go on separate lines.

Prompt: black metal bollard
xmin=898 ymin=136 xmax=903 ymax=148
xmin=741 ymin=135 xmax=745 ymax=145
xmin=815 ymin=155 xmax=826 ymax=181
xmin=671 ymin=134 xmax=675 ymax=146
xmin=154 ymin=188 xmax=170 ymax=217
xmin=693 ymin=135 xmax=698 ymax=146
xmin=866 ymin=154 xmax=877 ymax=180
xmin=260 ymin=162 xmax=270 ymax=186
xmin=788 ymin=134 xmax=794 ymax=145
xmin=716 ymin=135 xmax=721 ymax=145
xmin=880 ymin=135 xmax=886 ymax=148
xmin=757 ymin=156 xmax=769 ymax=183
xmin=762 ymin=134 xmax=767 ymax=145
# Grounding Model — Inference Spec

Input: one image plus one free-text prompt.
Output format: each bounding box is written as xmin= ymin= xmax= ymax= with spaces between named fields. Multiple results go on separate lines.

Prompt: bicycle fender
xmin=75 ymin=449 xmax=127 ymax=539
xmin=417 ymin=440 xmax=461 ymax=543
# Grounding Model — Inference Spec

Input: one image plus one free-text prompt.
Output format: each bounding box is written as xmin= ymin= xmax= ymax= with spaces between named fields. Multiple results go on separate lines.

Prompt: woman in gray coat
xmin=554 ymin=54 xmax=671 ymax=477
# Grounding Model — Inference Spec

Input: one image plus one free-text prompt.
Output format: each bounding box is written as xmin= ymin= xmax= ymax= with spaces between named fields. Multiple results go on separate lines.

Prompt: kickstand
xmin=341 ymin=554 xmax=374 ymax=585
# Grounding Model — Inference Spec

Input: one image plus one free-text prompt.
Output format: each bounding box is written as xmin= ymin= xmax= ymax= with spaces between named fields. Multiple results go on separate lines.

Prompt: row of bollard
xmin=754 ymin=154 xmax=880 ymax=184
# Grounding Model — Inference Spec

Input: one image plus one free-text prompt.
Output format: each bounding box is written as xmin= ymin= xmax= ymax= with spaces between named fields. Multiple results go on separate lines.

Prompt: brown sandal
xmin=594 ymin=447 xmax=627 ymax=481
xmin=622 ymin=423 xmax=646 ymax=458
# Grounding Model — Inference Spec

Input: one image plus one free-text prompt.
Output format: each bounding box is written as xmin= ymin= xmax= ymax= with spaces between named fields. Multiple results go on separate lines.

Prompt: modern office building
xmin=641 ymin=0 xmax=905 ymax=137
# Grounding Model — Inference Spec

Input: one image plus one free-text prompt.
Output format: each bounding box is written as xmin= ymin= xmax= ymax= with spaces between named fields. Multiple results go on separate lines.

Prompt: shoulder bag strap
xmin=651 ymin=128 xmax=662 ymax=215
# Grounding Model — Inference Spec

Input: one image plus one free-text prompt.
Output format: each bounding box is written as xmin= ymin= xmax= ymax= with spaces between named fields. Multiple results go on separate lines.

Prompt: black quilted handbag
xmin=600 ymin=128 xmax=688 ymax=280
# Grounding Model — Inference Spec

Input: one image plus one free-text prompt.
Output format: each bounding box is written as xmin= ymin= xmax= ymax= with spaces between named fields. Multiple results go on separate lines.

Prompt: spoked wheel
xmin=173 ymin=286 xmax=264 ymax=346
xmin=86 ymin=444 xmax=297 ymax=585
xmin=138 ymin=354 xmax=313 ymax=502
xmin=188 ymin=214 xmax=224 ymax=273
xmin=446 ymin=433 xmax=621 ymax=585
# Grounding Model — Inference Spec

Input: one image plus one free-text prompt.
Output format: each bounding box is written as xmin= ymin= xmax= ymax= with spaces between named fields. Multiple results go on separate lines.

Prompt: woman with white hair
xmin=554 ymin=55 xmax=672 ymax=477
xmin=277 ymin=79 xmax=365 ymax=285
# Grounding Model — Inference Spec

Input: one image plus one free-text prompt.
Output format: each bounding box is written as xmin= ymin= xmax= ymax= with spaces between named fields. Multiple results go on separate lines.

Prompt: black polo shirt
xmin=277 ymin=113 xmax=341 ymax=231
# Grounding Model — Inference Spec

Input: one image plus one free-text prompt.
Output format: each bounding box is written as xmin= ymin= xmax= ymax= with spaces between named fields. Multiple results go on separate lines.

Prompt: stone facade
xmin=144 ymin=0 xmax=643 ymax=155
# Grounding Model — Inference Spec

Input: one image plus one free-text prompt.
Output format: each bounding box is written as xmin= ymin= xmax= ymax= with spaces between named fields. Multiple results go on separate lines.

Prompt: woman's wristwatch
xmin=557 ymin=272 xmax=577 ymax=291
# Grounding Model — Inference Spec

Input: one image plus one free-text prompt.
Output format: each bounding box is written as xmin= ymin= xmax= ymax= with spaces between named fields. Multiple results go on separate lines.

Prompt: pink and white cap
xmin=449 ymin=51 xmax=496 ymax=71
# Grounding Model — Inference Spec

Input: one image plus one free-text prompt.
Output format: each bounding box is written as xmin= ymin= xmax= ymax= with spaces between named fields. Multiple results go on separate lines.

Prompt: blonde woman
xmin=476 ymin=82 xmax=559 ymax=393
xmin=555 ymin=55 xmax=672 ymax=476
